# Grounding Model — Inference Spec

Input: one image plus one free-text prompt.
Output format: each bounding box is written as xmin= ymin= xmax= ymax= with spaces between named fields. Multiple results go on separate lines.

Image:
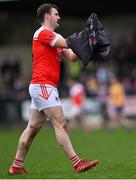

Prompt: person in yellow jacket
xmin=107 ymin=75 xmax=132 ymax=131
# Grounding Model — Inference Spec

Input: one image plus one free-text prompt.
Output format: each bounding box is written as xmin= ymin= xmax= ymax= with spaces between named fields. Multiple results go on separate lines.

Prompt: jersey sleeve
xmin=38 ymin=29 xmax=62 ymax=47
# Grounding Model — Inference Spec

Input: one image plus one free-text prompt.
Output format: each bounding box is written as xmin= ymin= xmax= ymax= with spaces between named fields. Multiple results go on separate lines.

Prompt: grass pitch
xmin=0 ymin=127 xmax=136 ymax=179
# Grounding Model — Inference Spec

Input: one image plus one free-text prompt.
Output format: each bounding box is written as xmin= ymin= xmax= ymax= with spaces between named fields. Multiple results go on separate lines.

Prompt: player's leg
xmin=43 ymin=106 xmax=76 ymax=158
xmin=8 ymin=108 xmax=46 ymax=175
xmin=43 ymin=106 xmax=99 ymax=172
xmin=15 ymin=109 xmax=46 ymax=160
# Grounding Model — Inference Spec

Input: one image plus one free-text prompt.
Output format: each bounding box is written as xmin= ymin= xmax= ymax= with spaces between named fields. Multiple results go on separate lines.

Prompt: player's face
xmin=49 ymin=8 xmax=60 ymax=29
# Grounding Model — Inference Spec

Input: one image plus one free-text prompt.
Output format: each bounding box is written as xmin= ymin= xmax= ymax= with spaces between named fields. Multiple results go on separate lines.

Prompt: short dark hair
xmin=37 ymin=3 xmax=58 ymax=23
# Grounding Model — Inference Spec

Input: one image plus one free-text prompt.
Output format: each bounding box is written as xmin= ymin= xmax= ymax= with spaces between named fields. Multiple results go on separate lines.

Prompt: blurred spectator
xmin=97 ymin=82 xmax=108 ymax=126
xmin=13 ymin=77 xmax=30 ymax=121
xmin=114 ymin=38 xmax=130 ymax=63
xmin=0 ymin=56 xmax=28 ymax=126
xmin=58 ymin=59 xmax=70 ymax=98
xmin=107 ymin=75 xmax=133 ymax=132
xmin=0 ymin=55 xmax=21 ymax=88
xmin=11 ymin=55 xmax=21 ymax=79
xmin=95 ymin=63 xmax=112 ymax=86
xmin=14 ymin=77 xmax=29 ymax=101
xmin=66 ymin=77 xmax=88 ymax=133
xmin=86 ymin=75 xmax=98 ymax=97
xmin=133 ymin=79 xmax=136 ymax=93
xmin=78 ymin=68 xmax=90 ymax=87
xmin=1 ymin=58 xmax=14 ymax=89
xmin=122 ymin=77 xmax=135 ymax=95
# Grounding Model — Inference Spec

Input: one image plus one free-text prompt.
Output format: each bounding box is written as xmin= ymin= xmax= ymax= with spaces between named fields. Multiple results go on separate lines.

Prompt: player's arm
xmin=62 ymin=49 xmax=78 ymax=62
xmin=54 ymin=36 xmax=69 ymax=48
xmin=54 ymin=36 xmax=78 ymax=62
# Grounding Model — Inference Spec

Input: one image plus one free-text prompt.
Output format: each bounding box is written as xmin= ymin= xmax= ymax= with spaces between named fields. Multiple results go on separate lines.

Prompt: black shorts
xmin=114 ymin=106 xmax=123 ymax=113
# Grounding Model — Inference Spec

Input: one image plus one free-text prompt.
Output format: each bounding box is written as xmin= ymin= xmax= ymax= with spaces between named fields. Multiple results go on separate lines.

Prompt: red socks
xmin=12 ymin=159 xmax=23 ymax=169
xmin=70 ymin=155 xmax=81 ymax=167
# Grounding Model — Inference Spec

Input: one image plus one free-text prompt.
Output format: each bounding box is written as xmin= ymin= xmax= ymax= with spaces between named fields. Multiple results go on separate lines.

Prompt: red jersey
xmin=31 ymin=26 xmax=63 ymax=87
xmin=70 ymin=83 xmax=85 ymax=107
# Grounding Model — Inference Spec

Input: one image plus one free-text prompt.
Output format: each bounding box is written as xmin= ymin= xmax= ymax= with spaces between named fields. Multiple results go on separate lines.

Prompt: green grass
xmin=0 ymin=127 xmax=136 ymax=179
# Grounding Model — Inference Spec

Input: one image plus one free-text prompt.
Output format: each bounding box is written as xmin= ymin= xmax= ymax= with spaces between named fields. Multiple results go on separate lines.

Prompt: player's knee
xmin=27 ymin=124 xmax=42 ymax=134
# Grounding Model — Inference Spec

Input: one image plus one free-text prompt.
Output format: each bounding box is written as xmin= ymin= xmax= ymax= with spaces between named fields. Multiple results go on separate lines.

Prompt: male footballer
xmin=8 ymin=3 xmax=99 ymax=175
